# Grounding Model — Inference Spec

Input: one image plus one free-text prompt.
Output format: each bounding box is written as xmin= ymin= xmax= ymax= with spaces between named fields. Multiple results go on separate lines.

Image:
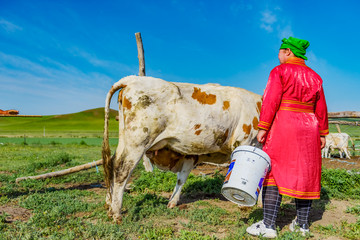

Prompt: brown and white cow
xmin=102 ymin=75 xmax=262 ymax=222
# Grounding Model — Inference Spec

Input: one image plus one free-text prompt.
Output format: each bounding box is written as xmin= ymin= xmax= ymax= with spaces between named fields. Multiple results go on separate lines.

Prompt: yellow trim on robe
xmin=259 ymin=121 xmax=271 ymax=126
xmin=279 ymin=107 xmax=314 ymax=113
xmin=281 ymin=99 xmax=314 ymax=106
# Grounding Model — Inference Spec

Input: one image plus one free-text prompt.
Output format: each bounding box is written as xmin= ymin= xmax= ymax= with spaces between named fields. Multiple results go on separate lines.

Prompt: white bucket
xmin=221 ymin=146 xmax=271 ymax=206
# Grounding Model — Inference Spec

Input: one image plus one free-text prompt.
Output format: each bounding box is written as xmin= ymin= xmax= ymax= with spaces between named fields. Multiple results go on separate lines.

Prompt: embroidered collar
xmin=285 ymin=57 xmax=307 ymax=67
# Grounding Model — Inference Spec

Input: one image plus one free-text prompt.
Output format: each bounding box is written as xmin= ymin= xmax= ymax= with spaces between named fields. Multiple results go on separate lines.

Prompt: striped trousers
xmin=262 ymin=185 xmax=312 ymax=229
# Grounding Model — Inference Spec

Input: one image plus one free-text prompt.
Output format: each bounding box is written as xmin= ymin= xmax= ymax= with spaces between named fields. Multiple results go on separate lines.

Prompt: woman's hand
xmin=257 ymin=129 xmax=267 ymax=143
xmin=320 ymin=136 xmax=326 ymax=149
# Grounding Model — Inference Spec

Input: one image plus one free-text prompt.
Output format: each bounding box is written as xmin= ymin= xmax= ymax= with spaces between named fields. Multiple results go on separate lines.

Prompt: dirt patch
xmin=192 ymin=163 xmax=228 ymax=176
xmin=312 ymin=199 xmax=358 ymax=226
xmin=322 ymin=156 xmax=360 ymax=170
xmin=0 ymin=205 xmax=32 ymax=223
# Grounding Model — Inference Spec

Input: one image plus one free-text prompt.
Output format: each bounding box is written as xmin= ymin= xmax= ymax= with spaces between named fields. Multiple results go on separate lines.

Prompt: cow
xmin=102 ymin=75 xmax=262 ymax=222
xmin=322 ymin=133 xmax=352 ymax=159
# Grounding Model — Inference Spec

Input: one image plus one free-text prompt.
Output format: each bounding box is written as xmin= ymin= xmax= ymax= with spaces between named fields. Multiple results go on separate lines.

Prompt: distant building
xmin=0 ymin=109 xmax=19 ymax=115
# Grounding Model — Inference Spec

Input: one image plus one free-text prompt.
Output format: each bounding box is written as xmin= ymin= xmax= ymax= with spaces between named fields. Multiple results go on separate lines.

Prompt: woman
xmin=246 ymin=37 xmax=328 ymax=238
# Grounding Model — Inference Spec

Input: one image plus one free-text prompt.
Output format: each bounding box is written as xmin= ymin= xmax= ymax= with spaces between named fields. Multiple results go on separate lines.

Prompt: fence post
xmin=335 ymin=124 xmax=341 ymax=133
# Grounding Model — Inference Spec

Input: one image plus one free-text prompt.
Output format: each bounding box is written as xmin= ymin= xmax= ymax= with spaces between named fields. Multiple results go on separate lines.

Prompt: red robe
xmin=258 ymin=57 xmax=329 ymax=199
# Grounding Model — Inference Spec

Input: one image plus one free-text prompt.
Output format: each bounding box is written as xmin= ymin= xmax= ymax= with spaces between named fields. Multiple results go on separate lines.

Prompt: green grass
xmin=321 ymin=168 xmax=360 ymax=199
xmin=0 ymin=111 xmax=359 ymax=239
xmin=1 ymin=142 xmax=360 ymax=239
xmin=329 ymin=118 xmax=360 ymax=138
xmin=0 ymin=136 xmax=119 ymax=146
xmin=0 ymin=108 xmax=119 ymax=137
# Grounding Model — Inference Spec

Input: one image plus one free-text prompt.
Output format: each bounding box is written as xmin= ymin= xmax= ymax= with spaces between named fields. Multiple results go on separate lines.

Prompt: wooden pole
xmin=15 ymin=159 xmax=103 ymax=183
xmin=115 ymin=32 xmax=147 ymax=123
xmin=135 ymin=32 xmax=145 ymax=76
xmin=335 ymin=124 xmax=342 ymax=133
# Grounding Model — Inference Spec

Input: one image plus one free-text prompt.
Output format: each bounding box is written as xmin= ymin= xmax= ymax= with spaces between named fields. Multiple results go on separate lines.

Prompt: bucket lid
xmin=231 ymin=145 xmax=271 ymax=167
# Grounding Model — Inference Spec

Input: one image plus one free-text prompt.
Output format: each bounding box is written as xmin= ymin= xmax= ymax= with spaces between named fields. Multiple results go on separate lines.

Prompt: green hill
xmin=0 ymin=108 xmax=119 ymax=137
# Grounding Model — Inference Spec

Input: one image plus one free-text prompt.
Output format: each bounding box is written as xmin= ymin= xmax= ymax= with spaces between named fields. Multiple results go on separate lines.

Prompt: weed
xmin=315 ymin=220 xmax=360 ymax=240
xmin=346 ymin=205 xmax=360 ymax=215
xmin=176 ymin=230 xmax=218 ymax=240
xmin=0 ymin=212 xmax=10 ymax=231
xmin=50 ymin=140 xmax=61 ymax=145
xmin=0 ymin=195 xmax=10 ymax=205
xmin=140 ymin=226 xmax=174 ymax=239
xmin=340 ymin=219 xmax=360 ymax=239
xmin=183 ymin=171 xmax=224 ymax=195
xmin=24 ymin=152 xmax=73 ymax=174
xmin=188 ymin=205 xmax=228 ymax=226
xmin=321 ymin=168 xmax=360 ymax=199
xmin=122 ymin=193 xmax=181 ymax=222
xmin=131 ymin=168 xmax=177 ymax=193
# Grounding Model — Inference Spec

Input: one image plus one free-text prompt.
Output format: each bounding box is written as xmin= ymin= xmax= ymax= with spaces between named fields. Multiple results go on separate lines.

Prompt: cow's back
xmin=118 ymin=76 xmax=262 ymax=164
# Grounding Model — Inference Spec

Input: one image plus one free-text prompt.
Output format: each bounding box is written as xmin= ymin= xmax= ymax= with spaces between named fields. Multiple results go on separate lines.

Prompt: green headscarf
xmin=280 ymin=37 xmax=310 ymax=60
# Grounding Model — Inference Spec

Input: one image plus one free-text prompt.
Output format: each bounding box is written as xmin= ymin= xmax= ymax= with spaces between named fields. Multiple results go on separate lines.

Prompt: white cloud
xmin=260 ymin=23 xmax=273 ymax=32
xmin=260 ymin=10 xmax=277 ymax=33
xmin=259 ymin=7 xmax=295 ymax=41
xmin=0 ymin=18 xmax=22 ymax=33
xmin=69 ymin=47 xmax=137 ymax=74
xmin=0 ymin=52 xmax=119 ymax=115
xmin=261 ymin=10 xmax=277 ymax=24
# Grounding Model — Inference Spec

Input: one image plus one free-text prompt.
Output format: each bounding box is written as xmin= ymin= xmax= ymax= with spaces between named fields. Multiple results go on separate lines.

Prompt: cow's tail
xmin=102 ymin=79 xmax=129 ymax=190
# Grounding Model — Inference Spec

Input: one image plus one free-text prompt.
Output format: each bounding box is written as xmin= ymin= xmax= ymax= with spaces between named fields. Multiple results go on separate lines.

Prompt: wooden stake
xmin=135 ymin=32 xmax=145 ymax=76
xmin=15 ymin=159 xmax=103 ymax=183
xmin=335 ymin=124 xmax=341 ymax=133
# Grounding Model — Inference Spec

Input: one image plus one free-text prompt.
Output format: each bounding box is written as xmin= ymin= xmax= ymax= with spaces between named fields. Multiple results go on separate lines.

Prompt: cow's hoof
xmin=104 ymin=203 xmax=110 ymax=210
xmin=113 ymin=215 xmax=122 ymax=224
xmin=167 ymin=202 xmax=177 ymax=208
xmin=107 ymin=210 xmax=113 ymax=219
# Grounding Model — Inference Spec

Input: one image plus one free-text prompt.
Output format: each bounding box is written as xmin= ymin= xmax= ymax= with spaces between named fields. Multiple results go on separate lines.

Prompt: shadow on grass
xmin=179 ymin=174 xmax=228 ymax=204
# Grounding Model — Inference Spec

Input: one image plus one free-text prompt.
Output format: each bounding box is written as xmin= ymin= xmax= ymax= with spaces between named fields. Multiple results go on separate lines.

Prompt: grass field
xmin=1 ymin=141 xmax=360 ymax=239
xmin=0 ymin=137 xmax=119 ymax=146
xmin=0 ymin=108 xmax=119 ymax=137
xmin=1 ymin=109 xmax=360 ymax=239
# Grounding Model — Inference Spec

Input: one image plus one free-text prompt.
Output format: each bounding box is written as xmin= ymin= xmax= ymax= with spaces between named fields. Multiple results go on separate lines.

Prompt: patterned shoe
xmin=246 ymin=220 xmax=277 ymax=238
xmin=289 ymin=218 xmax=310 ymax=236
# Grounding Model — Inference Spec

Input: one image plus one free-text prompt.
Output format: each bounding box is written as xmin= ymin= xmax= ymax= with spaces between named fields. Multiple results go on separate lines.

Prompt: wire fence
xmin=327 ymin=118 xmax=360 ymax=157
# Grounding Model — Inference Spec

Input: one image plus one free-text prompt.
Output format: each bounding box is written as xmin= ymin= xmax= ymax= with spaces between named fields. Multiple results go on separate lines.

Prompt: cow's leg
xmin=343 ymin=148 xmax=351 ymax=159
xmin=328 ymin=147 xmax=333 ymax=158
xmin=142 ymin=155 xmax=154 ymax=172
xmin=339 ymin=149 xmax=344 ymax=158
xmin=325 ymin=146 xmax=330 ymax=158
xmin=167 ymin=157 xmax=196 ymax=208
xmin=110 ymin=149 xmax=144 ymax=223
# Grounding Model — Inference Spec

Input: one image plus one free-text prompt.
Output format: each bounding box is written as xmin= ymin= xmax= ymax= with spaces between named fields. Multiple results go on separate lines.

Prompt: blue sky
xmin=0 ymin=0 xmax=359 ymax=115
